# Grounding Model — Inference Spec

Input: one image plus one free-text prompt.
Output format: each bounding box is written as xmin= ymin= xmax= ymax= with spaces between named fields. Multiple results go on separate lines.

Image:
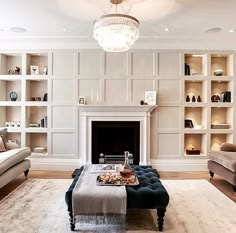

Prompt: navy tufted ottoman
xmin=65 ymin=165 xmax=169 ymax=232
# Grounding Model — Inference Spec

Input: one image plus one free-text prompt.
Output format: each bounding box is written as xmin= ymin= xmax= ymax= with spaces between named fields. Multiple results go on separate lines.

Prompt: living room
xmin=0 ymin=0 xmax=236 ymax=232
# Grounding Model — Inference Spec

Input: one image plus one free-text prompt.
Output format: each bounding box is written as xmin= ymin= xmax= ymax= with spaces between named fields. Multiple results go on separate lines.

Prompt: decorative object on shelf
xmin=211 ymin=123 xmax=230 ymax=129
xmin=43 ymin=66 xmax=48 ymax=75
xmin=197 ymin=95 xmax=201 ymax=102
xmin=29 ymin=123 xmax=40 ymax=127
xmin=43 ymin=93 xmax=48 ymax=101
xmin=140 ymin=100 xmax=144 ymax=105
xmin=185 ymin=63 xmax=190 ymax=75
xmin=33 ymin=147 xmax=46 ymax=154
xmin=30 ymin=65 xmax=39 ymax=75
xmin=40 ymin=116 xmax=48 ymax=128
xmin=5 ymin=122 xmax=10 ymax=127
xmin=220 ymin=91 xmax=231 ymax=102
xmin=211 ymin=94 xmax=220 ymax=102
xmin=30 ymin=97 xmax=36 ymax=101
xmin=186 ymin=95 xmax=190 ymax=102
xmin=185 ymin=119 xmax=194 ymax=128
xmin=11 ymin=121 xmax=15 ymax=127
xmin=186 ymin=148 xmax=200 ymax=155
xmin=8 ymin=66 xmax=20 ymax=75
xmin=93 ymin=0 xmax=139 ymax=52
xmin=78 ymin=96 xmax=85 ymax=105
xmin=36 ymin=97 xmax=41 ymax=101
xmin=16 ymin=121 xmax=21 ymax=127
xmin=214 ymin=69 xmax=223 ymax=76
xmin=192 ymin=95 xmax=196 ymax=102
xmin=144 ymin=91 xmax=156 ymax=105
xmin=9 ymin=91 xmax=18 ymax=101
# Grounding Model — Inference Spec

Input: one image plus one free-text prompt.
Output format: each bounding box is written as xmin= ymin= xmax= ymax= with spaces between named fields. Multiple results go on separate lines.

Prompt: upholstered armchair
xmin=208 ymin=143 xmax=236 ymax=192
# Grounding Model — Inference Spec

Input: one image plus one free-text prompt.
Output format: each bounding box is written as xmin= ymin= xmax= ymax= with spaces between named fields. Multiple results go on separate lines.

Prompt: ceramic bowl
xmin=214 ymin=69 xmax=223 ymax=76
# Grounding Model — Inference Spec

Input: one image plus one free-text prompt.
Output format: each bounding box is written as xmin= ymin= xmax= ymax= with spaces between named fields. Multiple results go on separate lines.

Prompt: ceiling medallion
xmin=94 ymin=0 xmax=139 ymax=52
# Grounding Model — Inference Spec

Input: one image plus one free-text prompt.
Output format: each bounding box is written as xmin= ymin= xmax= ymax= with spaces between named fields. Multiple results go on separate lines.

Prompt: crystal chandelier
xmin=94 ymin=0 xmax=139 ymax=52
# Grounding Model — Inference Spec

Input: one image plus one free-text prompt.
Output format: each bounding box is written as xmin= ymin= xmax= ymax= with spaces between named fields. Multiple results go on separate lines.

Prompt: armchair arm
xmin=220 ymin=143 xmax=236 ymax=152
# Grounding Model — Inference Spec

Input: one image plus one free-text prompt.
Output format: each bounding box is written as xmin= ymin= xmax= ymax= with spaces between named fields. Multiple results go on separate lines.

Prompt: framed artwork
xmin=78 ymin=96 xmax=85 ymax=105
xmin=145 ymin=91 xmax=157 ymax=105
xmin=30 ymin=65 xmax=39 ymax=75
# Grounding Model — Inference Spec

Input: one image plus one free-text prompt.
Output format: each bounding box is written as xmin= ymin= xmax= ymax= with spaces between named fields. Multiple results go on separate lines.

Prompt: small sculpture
xmin=197 ymin=95 xmax=201 ymax=102
xmin=186 ymin=95 xmax=190 ymax=102
xmin=192 ymin=95 xmax=196 ymax=102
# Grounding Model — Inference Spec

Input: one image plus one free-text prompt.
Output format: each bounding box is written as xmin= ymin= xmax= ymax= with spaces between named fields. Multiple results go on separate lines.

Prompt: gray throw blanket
xmin=72 ymin=164 xmax=127 ymax=216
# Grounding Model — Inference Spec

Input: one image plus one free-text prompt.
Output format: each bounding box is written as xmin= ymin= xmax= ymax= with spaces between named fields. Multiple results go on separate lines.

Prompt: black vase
xmin=186 ymin=95 xmax=190 ymax=102
xmin=192 ymin=95 xmax=196 ymax=102
xmin=197 ymin=95 xmax=201 ymax=102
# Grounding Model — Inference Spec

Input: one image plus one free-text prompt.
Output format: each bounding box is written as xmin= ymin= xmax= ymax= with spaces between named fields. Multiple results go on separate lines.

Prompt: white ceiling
xmin=1 ymin=0 xmax=236 ymax=50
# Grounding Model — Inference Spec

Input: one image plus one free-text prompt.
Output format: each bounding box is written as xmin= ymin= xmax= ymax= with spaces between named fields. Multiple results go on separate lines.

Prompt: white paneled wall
xmin=50 ymin=50 xmax=184 ymax=160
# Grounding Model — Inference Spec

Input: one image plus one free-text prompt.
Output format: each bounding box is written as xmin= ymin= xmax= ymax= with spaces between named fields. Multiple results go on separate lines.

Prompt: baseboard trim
xmin=150 ymin=159 xmax=208 ymax=171
xmin=29 ymin=158 xmax=208 ymax=171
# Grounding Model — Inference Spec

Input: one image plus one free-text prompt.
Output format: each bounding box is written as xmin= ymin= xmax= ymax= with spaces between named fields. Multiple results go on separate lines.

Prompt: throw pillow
xmin=6 ymin=141 xmax=19 ymax=150
xmin=0 ymin=135 xmax=7 ymax=152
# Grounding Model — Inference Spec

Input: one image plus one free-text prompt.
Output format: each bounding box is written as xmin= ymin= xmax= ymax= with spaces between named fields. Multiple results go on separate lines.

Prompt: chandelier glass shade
xmin=94 ymin=10 xmax=139 ymax=52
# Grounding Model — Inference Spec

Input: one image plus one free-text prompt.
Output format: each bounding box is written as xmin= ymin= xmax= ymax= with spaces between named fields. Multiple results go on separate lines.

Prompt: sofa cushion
xmin=209 ymin=151 xmax=236 ymax=172
xmin=0 ymin=147 xmax=31 ymax=175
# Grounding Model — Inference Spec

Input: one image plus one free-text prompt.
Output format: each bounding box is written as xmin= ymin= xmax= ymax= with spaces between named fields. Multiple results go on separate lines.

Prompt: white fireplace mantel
xmin=78 ymin=105 xmax=157 ymax=165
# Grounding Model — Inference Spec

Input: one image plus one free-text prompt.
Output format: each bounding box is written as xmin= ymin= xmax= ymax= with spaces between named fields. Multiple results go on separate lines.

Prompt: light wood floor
xmin=0 ymin=170 xmax=235 ymax=202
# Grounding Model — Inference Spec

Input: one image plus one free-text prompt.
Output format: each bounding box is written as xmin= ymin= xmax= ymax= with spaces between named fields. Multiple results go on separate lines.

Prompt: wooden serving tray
xmin=96 ymin=173 xmax=139 ymax=186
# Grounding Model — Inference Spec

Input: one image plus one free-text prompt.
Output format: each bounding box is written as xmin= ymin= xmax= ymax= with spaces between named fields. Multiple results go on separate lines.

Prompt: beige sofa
xmin=208 ymin=143 xmax=236 ymax=192
xmin=0 ymin=128 xmax=31 ymax=189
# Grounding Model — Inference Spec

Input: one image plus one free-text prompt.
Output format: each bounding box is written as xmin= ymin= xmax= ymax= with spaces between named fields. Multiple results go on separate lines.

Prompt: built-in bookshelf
xmin=0 ymin=50 xmax=235 ymax=169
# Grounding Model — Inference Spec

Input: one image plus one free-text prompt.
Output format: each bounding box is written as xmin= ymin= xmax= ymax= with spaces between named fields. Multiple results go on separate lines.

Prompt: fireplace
xmin=92 ymin=121 xmax=140 ymax=164
xmin=78 ymin=105 xmax=156 ymax=165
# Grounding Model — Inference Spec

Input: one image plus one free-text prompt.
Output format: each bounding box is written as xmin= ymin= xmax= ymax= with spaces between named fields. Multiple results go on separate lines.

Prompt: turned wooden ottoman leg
xmin=157 ymin=208 xmax=166 ymax=232
xmin=68 ymin=209 xmax=75 ymax=231
xmin=209 ymin=171 xmax=214 ymax=180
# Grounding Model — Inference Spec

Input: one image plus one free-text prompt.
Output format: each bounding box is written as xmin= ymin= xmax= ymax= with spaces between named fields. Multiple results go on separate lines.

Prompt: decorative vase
xmin=120 ymin=151 xmax=133 ymax=177
xmin=192 ymin=95 xmax=196 ymax=102
xmin=186 ymin=95 xmax=190 ymax=102
xmin=197 ymin=95 xmax=201 ymax=102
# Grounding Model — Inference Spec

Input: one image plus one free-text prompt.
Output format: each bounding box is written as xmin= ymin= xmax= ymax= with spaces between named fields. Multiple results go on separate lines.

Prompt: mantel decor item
xmin=94 ymin=0 xmax=139 ymax=52
xmin=9 ymin=91 xmax=18 ymax=101
xmin=144 ymin=91 xmax=156 ymax=105
xmin=78 ymin=96 xmax=85 ymax=105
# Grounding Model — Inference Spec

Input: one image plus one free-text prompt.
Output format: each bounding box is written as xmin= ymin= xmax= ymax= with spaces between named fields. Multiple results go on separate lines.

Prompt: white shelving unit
xmin=0 ymin=52 xmax=49 ymax=156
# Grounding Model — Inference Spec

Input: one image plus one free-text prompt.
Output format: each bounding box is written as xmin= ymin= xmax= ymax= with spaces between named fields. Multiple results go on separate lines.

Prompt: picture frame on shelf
xmin=78 ymin=96 xmax=85 ymax=105
xmin=30 ymin=65 xmax=39 ymax=75
xmin=144 ymin=91 xmax=157 ymax=105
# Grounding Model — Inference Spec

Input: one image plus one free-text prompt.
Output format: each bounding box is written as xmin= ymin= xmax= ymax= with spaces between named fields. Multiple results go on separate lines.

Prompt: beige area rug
xmin=0 ymin=179 xmax=235 ymax=233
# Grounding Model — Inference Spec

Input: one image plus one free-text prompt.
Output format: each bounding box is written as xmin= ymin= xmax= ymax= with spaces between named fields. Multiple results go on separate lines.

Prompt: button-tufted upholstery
xmin=126 ymin=165 xmax=169 ymax=209
xmin=65 ymin=165 xmax=169 ymax=231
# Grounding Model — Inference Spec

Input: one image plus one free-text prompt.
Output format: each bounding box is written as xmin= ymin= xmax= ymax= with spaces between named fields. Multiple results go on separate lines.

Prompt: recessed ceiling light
xmin=204 ymin=27 xmax=222 ymax=33
xmin=229 ymin=29 xmax=235 ymax=33
xmin=164 ymin=28 xmax=170 ymax=32
xmin=10 ymin=27 xmax=26 ymax=33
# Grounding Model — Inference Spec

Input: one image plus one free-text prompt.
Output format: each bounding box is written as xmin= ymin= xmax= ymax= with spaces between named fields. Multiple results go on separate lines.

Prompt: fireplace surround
xmin=78 ymin=105 xmax=156 ymax=165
